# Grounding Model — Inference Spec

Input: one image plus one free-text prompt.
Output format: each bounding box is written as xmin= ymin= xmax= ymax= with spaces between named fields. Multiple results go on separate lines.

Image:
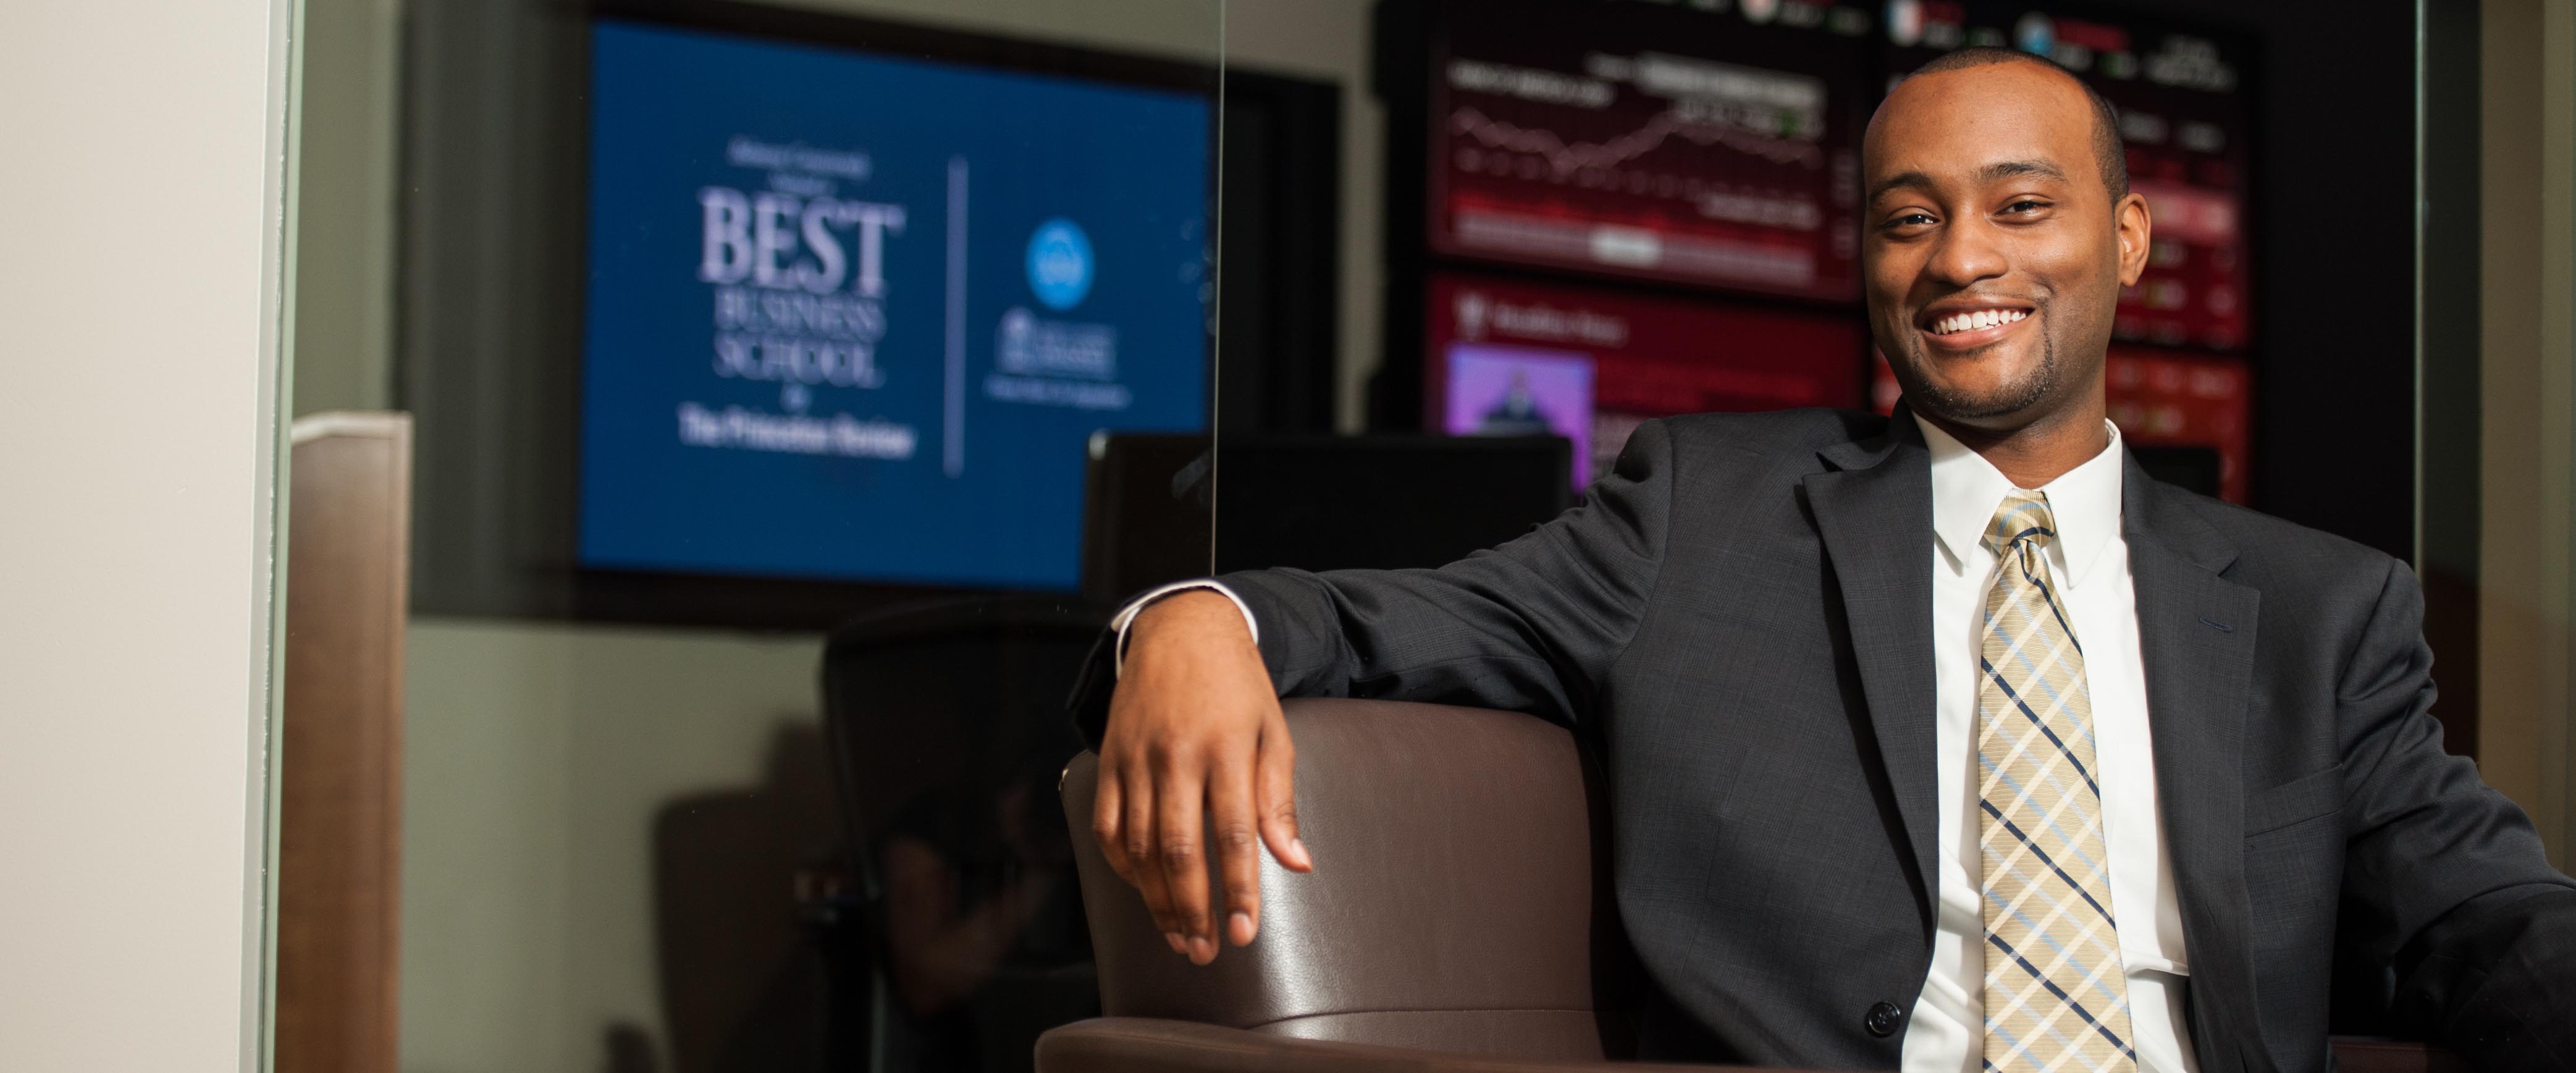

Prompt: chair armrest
xmin=1046 ymin=1021 xmax=2470 ymax=1073
xmin=1037 ymin=1019 xmax=1780 ymax=1073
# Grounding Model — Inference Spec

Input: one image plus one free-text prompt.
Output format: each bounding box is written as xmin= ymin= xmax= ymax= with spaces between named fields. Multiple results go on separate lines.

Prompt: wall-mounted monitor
xmin=577 ymin=17 xmax=1214 ymax=593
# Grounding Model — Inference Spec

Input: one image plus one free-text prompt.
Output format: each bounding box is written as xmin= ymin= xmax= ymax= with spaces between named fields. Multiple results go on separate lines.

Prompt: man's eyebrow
xmin=1867 ymin=159 xmax=2073 ymax=204
xmin=1982 ymin=158 xmax=2069 ymax=184
xmin=1867 ymin=170 xmax=1935 ymax=204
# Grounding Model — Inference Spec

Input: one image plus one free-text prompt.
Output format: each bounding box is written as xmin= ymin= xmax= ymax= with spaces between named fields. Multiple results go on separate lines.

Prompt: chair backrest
xmin=1059 ymin=699 xmax=1633 ymax=1061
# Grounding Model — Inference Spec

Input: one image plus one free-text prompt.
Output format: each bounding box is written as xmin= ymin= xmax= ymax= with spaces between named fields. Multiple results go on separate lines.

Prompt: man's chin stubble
xmin=1898 ymin=320 xmax=2059 ymax=424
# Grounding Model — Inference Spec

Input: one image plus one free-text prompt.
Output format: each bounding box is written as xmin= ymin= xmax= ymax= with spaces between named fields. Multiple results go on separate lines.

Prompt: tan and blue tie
xmin=1977 ymin=492 xmax=2137 ymax=1073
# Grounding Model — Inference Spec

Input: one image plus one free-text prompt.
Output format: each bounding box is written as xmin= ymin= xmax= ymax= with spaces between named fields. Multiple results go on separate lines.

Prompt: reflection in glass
xmin=278 ymin=1 xmax=1228 ymax=1071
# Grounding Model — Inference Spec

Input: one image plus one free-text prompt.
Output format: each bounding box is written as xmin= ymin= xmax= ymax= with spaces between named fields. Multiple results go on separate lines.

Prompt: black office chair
xmin=814 ymin=597 xmax=1111 ymax=1073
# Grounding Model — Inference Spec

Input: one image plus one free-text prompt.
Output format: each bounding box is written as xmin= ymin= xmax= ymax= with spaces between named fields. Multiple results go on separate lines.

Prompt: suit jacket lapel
xmin=2121 ymin=458 xmax=2264 ymax=1073
xmin=1802 ymin=413 xmax=1940 ymax=920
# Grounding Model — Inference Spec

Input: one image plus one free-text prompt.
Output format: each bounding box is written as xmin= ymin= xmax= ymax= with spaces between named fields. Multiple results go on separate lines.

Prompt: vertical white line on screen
xmin=945 ymin=156 xmax=969 ymax=478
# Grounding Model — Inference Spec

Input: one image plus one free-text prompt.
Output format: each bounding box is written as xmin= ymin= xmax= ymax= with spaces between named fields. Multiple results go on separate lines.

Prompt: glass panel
xmin=280 ymin=1 xmax=1223 ymax=1071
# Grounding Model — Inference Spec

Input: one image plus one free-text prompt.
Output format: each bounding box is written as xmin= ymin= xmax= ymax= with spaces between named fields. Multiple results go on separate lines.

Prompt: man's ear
xmin=2115 ymin=191 xmax=2153 ymax=287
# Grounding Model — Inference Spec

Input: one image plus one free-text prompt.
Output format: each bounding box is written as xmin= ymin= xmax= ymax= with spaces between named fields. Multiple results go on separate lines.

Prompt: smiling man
xmin=1077 ymin=49 xmax=2576 ymax=1072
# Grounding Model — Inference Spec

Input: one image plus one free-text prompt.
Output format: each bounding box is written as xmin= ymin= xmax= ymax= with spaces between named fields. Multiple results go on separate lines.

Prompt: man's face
xmin=1861 ymin=62 xmax=2150 ymax=431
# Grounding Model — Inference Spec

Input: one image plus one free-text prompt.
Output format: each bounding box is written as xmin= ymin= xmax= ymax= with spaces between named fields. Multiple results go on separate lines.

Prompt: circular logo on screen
xmin=2014 ymin=13 xmax=2056 ymax=57
xmin=1025 ymin=219 xmax=1095 ymax=311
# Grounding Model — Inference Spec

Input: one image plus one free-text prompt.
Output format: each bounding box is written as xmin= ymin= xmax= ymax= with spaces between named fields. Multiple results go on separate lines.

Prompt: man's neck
xmin=1914 ymin=400 xmax=2112 ymax=490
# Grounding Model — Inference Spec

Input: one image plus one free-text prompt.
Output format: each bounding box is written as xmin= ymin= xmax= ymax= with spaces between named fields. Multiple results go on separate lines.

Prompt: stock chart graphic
xmin=1429 ymin=0 xmax=1870 ymax=301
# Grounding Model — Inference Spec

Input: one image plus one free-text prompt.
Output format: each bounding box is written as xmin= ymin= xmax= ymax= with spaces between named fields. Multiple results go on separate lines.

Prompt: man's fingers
xmin=1123 ymin=769 xmax=1182 ymax=949
xmin=1091 ymin=768 xmax=1137 ymax=886
xmin=1154 ymin=762 xmax=1217 ymax=965
xmin=1208 ymin=753 xmax=1263 ymax=948
xmin=1256 ymin=721 xmax=1312 ymax=873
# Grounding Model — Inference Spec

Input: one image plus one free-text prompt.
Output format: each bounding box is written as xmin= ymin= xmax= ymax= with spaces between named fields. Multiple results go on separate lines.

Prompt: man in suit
xmin=1075 ymin=48 xmax=2576 ymax=1072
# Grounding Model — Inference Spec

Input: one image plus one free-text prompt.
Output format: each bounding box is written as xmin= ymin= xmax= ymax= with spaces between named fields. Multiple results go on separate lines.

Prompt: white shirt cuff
xmin=1110 ymin=579 xmax=1259 ymax=679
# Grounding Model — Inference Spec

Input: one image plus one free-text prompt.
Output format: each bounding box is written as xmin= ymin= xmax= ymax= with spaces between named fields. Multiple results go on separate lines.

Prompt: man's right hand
xmin=1090 ymin=588 xmax=1313 ymax=966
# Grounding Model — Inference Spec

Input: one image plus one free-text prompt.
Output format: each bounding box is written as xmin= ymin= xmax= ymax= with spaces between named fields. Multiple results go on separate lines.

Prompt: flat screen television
xmin=405 ymin=2 xmax=1341 ymax=629
xmin=577 ymin=17 xmax=1214 ymax=592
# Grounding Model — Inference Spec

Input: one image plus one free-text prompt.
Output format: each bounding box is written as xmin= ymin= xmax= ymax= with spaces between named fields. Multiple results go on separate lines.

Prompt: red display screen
xmin=1409 ymin=1 xmax=2258 ymax=502
xmin=1429 ymin=271 xmax=1867 ymax=485
xmin=1871 ymin=345 xmax=2252 ymax=503
xmin=1428 ymin=0 xmax=1873 ymax=302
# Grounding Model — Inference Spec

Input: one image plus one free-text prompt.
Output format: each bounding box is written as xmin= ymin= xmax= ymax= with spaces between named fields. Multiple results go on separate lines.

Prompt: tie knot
xmin=1982 ymin=490 xmax=2059 ymax=557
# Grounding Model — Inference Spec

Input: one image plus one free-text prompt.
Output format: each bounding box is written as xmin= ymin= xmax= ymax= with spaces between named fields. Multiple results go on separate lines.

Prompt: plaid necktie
xmin=1977 ymin=491 xmax=2137 ymax=1073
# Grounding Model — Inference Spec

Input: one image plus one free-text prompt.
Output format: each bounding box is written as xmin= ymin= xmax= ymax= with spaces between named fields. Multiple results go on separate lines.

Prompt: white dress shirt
xmin=1908 ymin=413 xmax=2195 ymax=1073
xmin=1114 ymin=418 xmax=2198 ymax=1072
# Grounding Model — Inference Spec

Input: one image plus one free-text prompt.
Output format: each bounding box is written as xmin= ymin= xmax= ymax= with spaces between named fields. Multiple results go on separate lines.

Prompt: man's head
xmin=1863 ymin=48 xmax=2151 ymax=436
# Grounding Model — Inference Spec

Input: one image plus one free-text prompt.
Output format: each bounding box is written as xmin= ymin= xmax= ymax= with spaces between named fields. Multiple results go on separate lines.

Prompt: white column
xmin=0 ymin=1 xmax=293 ymax=1070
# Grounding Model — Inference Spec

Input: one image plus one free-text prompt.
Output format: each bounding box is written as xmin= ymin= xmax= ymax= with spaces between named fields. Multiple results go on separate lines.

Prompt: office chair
xmin=1043 ymin=699 xmax=2465 ymax=1073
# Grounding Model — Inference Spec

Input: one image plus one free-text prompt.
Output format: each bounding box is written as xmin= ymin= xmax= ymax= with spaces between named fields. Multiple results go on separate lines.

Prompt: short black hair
xmin=1905 ymin=47 xmax=2128 ymax=201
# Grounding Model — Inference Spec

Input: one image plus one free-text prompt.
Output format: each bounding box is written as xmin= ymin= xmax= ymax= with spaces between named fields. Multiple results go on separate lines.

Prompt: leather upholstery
xmin=1048 ymin=698 xmax=2464 ymax=1072
xmin=1037 ymin=1019 xmax=1738 ymax=1073
xmin=1058 ymin=699 xmax=1630 ymax=1060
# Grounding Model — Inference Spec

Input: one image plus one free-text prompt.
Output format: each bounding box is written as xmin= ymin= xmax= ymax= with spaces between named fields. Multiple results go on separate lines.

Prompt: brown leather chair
xmin=1040 ymin=699 xmax=2464 ymax=1073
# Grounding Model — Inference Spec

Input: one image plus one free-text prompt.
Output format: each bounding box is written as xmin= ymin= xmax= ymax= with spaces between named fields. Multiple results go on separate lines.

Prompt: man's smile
xmin=1914 ymin=301 xmax=2035 ymax=350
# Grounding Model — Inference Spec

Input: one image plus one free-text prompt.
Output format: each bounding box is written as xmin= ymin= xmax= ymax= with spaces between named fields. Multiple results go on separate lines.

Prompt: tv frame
xmin=402 ymin=0 xmax=1340 ymax=631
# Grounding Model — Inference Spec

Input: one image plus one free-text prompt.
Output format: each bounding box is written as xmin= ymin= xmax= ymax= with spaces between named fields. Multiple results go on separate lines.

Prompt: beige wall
xmin=290 ymin=0 xmax=403 ymax=415
xmin=400 ymin=620 xmax=823 ymax=1073
xmin=2478 ymin=0 xmax=2576 ymax=867
xmin=0 ymin=1 xmax=290 ymax=1070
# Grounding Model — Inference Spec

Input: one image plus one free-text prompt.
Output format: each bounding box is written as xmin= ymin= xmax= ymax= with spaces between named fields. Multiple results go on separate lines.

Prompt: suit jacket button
xmin=1864 ymin=1001 xmax=1905 ymax=1037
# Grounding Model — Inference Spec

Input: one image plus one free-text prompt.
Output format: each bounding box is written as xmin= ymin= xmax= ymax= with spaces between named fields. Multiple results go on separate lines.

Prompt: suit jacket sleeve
xmin=1069 ymin=418 xmax=1675 ymax=746
xmin=2337 ymin=559 xmax=2576 ymax=1069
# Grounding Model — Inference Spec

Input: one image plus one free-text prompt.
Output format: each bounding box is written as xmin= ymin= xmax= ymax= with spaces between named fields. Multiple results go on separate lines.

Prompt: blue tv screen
xmin=577 ymin=19 xmax=1212 ymax=591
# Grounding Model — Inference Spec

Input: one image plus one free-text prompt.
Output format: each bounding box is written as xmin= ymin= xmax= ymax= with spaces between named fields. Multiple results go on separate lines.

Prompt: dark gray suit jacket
xmin=1075 ymin=408 xmax=2576 ymax=1071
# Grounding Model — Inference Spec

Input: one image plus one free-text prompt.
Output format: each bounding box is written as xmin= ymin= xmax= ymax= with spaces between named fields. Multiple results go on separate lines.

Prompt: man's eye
xmin=1887 ymin=212 xmax=1935 ymax=228
xmin=2003 ymin=200 xmax=2049 ymax=214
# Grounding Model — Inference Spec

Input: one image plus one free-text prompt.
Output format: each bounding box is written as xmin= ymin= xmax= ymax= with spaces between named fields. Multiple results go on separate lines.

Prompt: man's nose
xmin=1924 ymin=217 xmax=2009 ymax=287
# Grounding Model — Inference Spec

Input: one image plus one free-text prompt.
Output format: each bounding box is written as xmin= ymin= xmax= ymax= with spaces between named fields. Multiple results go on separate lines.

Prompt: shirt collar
xmin=1913 ymin=411 xmax=2126 ymax=589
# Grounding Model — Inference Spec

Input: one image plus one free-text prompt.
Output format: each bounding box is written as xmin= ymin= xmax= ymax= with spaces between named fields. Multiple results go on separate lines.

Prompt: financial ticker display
xmin=577 ymin=20 xmax=1211 ymax=590
xmin=1427 ymin=0 xmax=1874 ymax=301
xmin=1407 ymin=0 xmax=2258 ymax=503
xmin=1429 ymin=271 xmax=1866 ymax=487
xmin=1418 ymin=0 xmax=2254 ymax=337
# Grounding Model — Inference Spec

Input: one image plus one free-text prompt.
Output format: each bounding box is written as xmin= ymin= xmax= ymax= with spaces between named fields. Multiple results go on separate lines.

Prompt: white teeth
xmin=1930 ymin=308 xmax=2026 ymax=335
